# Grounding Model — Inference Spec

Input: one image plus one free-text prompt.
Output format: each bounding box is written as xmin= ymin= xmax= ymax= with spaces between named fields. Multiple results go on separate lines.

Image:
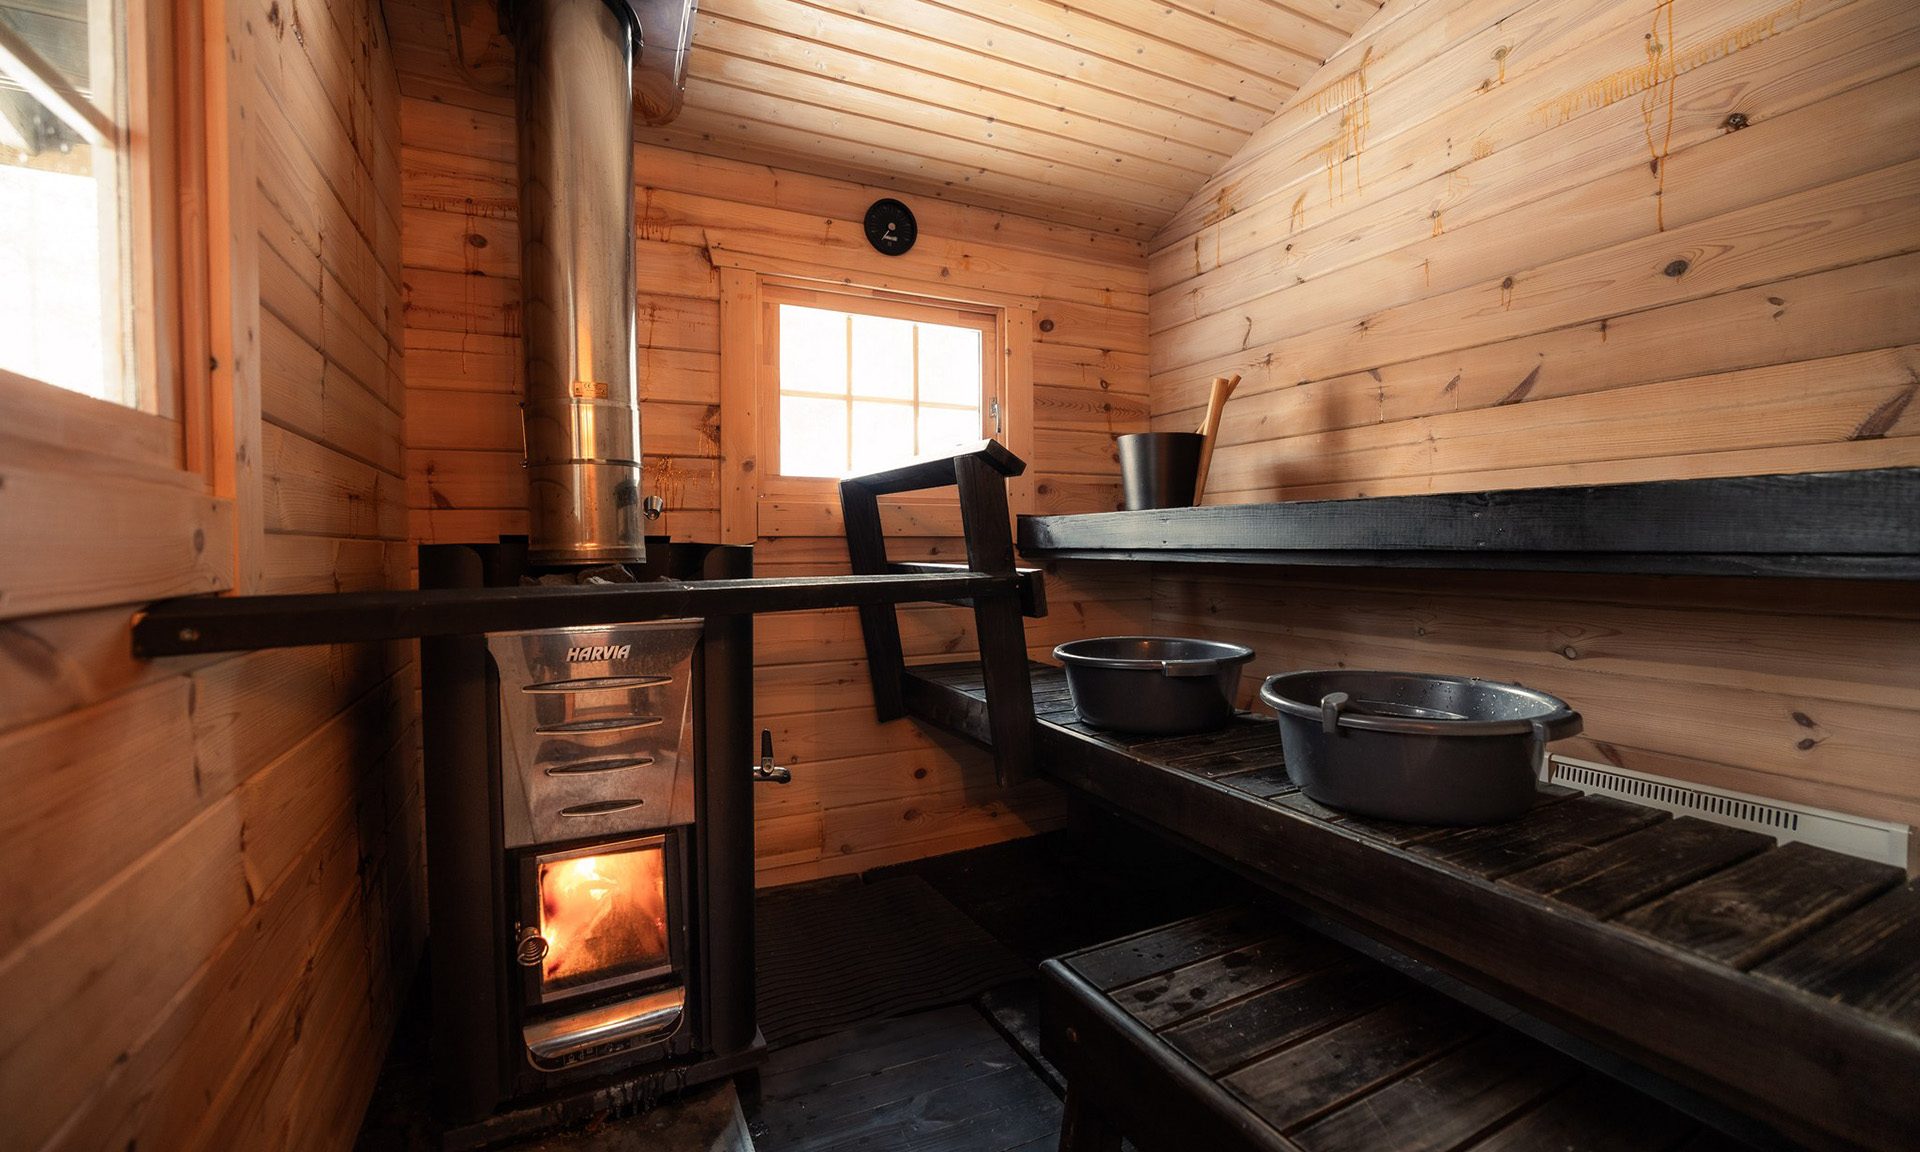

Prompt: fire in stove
xmin=537 ymin=848 xmax=669 ymax=990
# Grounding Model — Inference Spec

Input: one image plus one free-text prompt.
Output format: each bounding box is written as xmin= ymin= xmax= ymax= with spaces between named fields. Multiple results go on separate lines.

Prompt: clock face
xmin=863 ymin=198 xmax=918 ymax=256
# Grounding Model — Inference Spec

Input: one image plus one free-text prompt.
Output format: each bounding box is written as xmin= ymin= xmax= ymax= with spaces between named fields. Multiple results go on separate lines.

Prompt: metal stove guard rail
xmin=129 ymin=440 xmax=1047 ymax=783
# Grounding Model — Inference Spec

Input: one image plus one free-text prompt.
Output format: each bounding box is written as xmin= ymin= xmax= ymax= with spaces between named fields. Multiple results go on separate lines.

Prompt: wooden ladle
xmin=1191 ymin=373 xmax=1240 ymax=504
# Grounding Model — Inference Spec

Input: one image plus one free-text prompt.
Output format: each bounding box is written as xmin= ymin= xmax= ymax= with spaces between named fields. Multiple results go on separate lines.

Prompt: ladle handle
xmin=1191 ymin=373 xmax=1240 ymax=505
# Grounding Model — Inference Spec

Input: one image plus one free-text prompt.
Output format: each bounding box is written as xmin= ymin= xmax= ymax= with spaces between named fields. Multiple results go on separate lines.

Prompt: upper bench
xmin=1015 ymin=467 xmax=1920 ymax=580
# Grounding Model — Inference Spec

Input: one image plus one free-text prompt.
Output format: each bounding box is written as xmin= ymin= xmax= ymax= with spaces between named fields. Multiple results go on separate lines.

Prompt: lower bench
xmin=1041 ymin=906 xmax=1749 ymax=1152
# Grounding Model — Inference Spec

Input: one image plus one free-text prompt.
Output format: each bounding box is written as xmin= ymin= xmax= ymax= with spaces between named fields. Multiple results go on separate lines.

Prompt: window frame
xmin=0 ymin=0 xmax=197 ymax=425
xmin=0 ymin=0 xmax=229 ymax=621
xmin=757 ymin=281 xmax=1005 ymax=499
xmin=716 ymin=266 xmax=1036 ymax=546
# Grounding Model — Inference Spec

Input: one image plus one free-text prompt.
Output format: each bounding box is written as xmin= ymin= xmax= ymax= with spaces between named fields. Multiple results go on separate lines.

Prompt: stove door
xmin=517 ymin=833 xmax=686 ymax=1008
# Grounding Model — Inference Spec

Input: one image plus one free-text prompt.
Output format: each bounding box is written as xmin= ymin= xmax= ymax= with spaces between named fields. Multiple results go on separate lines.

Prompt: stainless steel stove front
xmin=488 ymin=619 xmax=704 ymax=848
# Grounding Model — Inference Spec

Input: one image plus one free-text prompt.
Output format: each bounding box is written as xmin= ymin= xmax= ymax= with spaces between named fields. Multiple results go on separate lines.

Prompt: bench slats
xmin=1132 ymin=721 xmax=1285 ymax=761
xmin=1411 ymin=794 xmax=1670 ymax=879
xmin=1291 ymin=1031 xmax=1575 ymax=1152
xmin=1754 ymin=881 xmax=1920 ymax=1028
xmin=1216 ymin=764 xmax=1300 ymax=800
xmin=1116 ymin=933 xmax=1347 ymax=1031
xmin=1163 ymin=962 xmax=1412 ymax=1077
xmin=1459 ymin=1075 xmax=1699 ymax=1152
xmin=1046 ymin=910 xmax=1736 ymax=1152
xmin=1168 ymin=744 xmax=1289 ymax=778
xmin=1222 ymin=996 xmax=1485 ymax=1134
xmin=1065 ymin=906 xmax=1272 ymax=992
xmin=1503 ymin=817 xmax=1776 ymax=919
xmin=1617 ymin=841 xmax=1902 ymax=968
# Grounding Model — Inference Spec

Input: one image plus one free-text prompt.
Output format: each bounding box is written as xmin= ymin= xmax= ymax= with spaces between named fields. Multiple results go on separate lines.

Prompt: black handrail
xmin=840 ymin=440 xmax=1043 ymax=785
xmin=131 ymin=571 xmax=1029 ymax=656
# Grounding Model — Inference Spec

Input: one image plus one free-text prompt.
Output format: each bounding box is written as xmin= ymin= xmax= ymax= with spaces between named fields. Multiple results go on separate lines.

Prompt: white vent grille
xmin=1542 ymin=756 xmax=1910 ymax=869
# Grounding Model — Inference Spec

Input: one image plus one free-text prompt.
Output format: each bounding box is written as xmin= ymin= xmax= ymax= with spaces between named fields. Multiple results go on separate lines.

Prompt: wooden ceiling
xmin=410 ymin=0 xmax=1379 ymax=240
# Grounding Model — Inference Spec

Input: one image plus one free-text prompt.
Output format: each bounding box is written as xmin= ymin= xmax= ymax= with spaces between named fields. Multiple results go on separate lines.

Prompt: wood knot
xmin=1037 ymin=318 xmax=1055 ymax=333
xmin=1722 ymin=112 xmax=1749 ymax=131
xmin=1663 ymin=259 xmax=1689 ymax=277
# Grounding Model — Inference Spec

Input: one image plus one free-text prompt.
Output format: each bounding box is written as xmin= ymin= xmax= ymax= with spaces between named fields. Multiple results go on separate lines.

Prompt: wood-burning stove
xmin=419 ymin=540 xmax=762 ymax=1147
xmin=127 ymin=440 xmax=1044 ymax=1144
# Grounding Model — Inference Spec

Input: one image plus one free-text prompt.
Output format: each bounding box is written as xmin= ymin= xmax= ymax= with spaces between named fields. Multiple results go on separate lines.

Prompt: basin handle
xmin=1320 ymin=691 xmax=1350 ymax=736
xmin=1161 ymin=657 xmax=1223 ymax=678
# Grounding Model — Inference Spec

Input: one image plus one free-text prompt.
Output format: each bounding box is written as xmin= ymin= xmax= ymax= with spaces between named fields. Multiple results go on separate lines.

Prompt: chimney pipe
xmin=510 ymin=0 xmax=645 ymax=566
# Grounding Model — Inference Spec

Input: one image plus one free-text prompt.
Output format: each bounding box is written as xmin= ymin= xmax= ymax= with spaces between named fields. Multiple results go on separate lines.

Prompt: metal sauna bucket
xmin=1259 ymin=670 xmax=1581 ymax=825
xmin=1054 ymin=637 xmax=1254 ymax=736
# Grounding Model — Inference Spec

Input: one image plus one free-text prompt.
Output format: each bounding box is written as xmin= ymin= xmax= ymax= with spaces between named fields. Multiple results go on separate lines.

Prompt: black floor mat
xmin=754 ymin=874 xmax=1030 ymax=1049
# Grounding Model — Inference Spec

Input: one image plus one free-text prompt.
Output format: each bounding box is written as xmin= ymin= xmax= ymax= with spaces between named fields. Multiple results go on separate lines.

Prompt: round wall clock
xmin=863 ymin=198 xmax=918 ymax=256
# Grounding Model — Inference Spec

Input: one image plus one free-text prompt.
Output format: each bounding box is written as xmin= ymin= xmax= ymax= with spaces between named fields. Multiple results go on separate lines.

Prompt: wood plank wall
xmin=0 ymin=3 xmax=422 ymax=1148
xmin=1146 ymin=0 xmax=1920 ymax=863
xmin=388 ymin=0 xmax=1153 ymax=886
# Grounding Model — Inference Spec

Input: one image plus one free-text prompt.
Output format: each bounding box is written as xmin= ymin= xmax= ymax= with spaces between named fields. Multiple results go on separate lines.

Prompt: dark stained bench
xmin=902 ymin=662 xmax=1920 ymax=1151
xmin=1043 ymin=907 xmax=1750 ymax=1152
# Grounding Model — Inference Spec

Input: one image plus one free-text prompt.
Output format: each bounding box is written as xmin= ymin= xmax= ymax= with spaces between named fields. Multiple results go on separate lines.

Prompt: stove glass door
xmin=530 ymin=834 xmax=675 ymax=1001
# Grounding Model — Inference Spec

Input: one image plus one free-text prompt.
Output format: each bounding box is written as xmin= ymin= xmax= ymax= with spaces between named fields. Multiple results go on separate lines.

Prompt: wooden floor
xmin=741 ymin=830 xmax=1249 ymax=1151
xmin=747 ymin=1006 xmax=1061 ymax=1152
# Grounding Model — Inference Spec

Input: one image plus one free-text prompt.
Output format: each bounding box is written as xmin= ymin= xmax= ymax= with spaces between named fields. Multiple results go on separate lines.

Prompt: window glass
xmin=848 ymin=314 xmax=912 ymax=400
xmin=917 ymin=324 xmax=981 ymax=407
xmin=779 ymin=394 xmax=848 ymax=478
xmin=916 ymin=406 xmax=978 ymax=458
xmin=778 ymin=302 xmax=846 ymax=395
xmin=0 ymin=0 xmax=132 ymax=406
xmin=776 ymin=302 xmax=986 ymax=478
xmin=850 ymin=400 xmax=913 ymax=474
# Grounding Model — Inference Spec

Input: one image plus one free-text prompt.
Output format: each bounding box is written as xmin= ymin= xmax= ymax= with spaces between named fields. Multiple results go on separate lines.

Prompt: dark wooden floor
xmin=746 ymin=1007 xmax=1060 ymax=1152
xmin=742 ymin=824 xmax=1246 ymax=1152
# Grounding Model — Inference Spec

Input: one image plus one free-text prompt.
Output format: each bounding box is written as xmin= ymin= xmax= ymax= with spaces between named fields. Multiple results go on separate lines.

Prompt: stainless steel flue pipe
xmin=511 ymin=0 xmax=645 ymax=565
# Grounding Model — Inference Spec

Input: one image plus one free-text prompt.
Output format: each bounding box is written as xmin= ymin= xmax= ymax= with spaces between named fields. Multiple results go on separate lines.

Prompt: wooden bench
xmin=902 ymin=662 xmax=1920 ymax=1150
xmin=1042 ymin=907 xmax=1750 ymax=1152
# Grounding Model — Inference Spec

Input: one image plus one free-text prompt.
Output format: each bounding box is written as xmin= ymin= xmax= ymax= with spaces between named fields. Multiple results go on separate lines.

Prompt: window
xmin=0 ymin=3 xmax=227 ymax=619
xmin=765 ymin=287 xmax=1001 ymax=482
xmin=718 ymin=269 xmax=1033 ymax=544
xmin=0 ymin=0 xmax=140 ymax=407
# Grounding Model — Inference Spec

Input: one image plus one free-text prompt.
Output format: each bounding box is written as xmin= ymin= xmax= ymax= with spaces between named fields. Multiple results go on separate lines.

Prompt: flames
xmin=538 ymin=849 xmax=667 ymax=986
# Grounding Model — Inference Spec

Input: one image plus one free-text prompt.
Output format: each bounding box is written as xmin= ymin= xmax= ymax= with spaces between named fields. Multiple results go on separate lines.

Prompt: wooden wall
xmin=0 ymin=2 xmax=422 ymax=1149
xmin=1146 ymin=0 xmax=1920 ymax=860
xmin=388 ymin=0 xmax=1152 ymax=886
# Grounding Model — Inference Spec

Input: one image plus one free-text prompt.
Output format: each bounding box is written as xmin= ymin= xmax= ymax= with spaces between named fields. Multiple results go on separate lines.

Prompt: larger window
xmin=0 ymin=3 xmax=226 ymax=620
xmin=0 ymin=0 xmax=137 ymax=407
xmin=765 ymin=286 xmax=1002 ymax=482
